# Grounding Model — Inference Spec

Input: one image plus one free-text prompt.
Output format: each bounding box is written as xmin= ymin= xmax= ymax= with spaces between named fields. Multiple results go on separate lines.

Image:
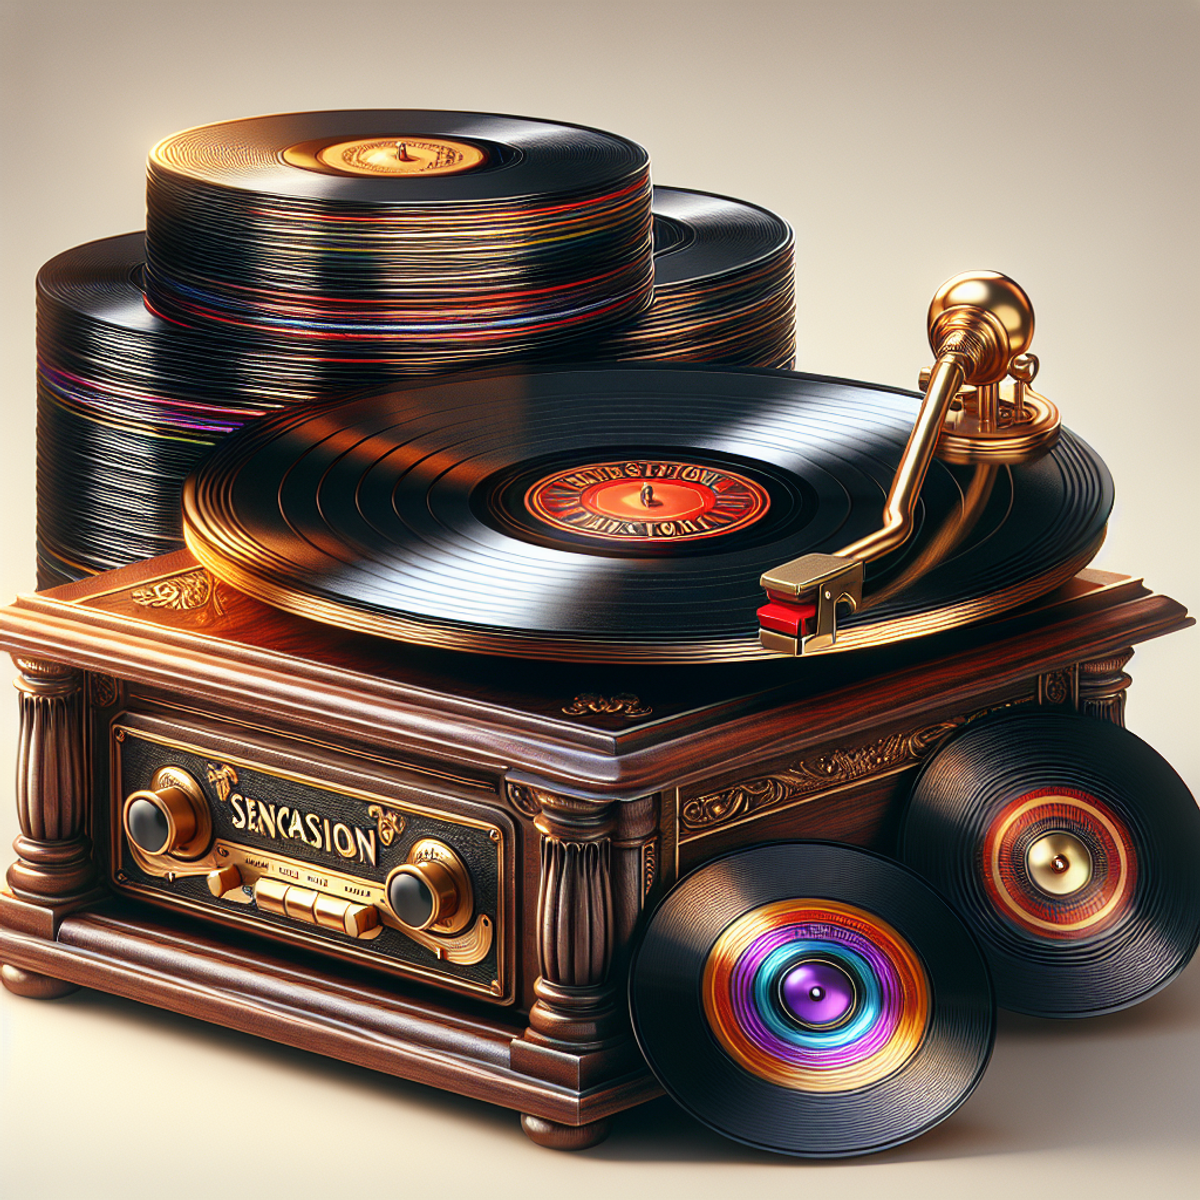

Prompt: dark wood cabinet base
xmin=520 ymin=1113 xmax=613 ymax=1150
xmin=0 ymin=961 xmax=79 ymax=999
xmin=0 ymin=901 xmax=661 ymax=1127
xmin=0 ymin=556 xmax=1191 ymax=1149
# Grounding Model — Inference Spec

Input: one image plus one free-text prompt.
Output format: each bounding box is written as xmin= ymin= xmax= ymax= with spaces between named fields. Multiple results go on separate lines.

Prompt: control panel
xmin=110 ymin=721 xmax=511 ymax=1002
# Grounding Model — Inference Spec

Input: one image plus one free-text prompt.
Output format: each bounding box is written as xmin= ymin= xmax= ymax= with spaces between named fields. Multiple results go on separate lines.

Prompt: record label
xmin=283 ymin=135 xmax=489 ymax=177
xmin=524 ymin=458 xmax=771 ymax=543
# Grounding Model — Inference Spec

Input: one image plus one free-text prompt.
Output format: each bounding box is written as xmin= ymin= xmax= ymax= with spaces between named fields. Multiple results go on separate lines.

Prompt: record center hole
xmin=778 ymin=960 xmax=857 ymax=1029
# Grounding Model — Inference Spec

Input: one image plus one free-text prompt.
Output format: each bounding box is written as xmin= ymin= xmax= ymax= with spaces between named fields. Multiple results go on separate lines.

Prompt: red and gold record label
xmin=524 ymin=459 xmax=770 ymax=543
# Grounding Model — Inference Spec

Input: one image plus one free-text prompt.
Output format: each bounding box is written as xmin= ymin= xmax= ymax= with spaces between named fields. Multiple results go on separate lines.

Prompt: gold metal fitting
xmin=759 ymin=269 xmax=1060 ymax=654
xmin=928 ymin=271 xmax=1035 ymax=385
xmin=122 ymin=766 xmax=212 ymax=860
xmin=386 ymin=838 xmax=474 ymax=935
xmin=206 ymin=864 xmax=243 ymax=898
xmin=1027 ymin=831 xmax=1093 ymax=896
xmin=923 ymin=273 xmax=1060 ymax=463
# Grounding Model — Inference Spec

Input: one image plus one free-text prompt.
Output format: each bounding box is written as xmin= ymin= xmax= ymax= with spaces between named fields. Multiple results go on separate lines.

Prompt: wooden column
xmin=1078 ymin=647 xmax=1134 ymax=726
xmin=508 ymin=784 xmax=634 ymax=1149
xmin=2 ymin=657 xmax=94 ymax=998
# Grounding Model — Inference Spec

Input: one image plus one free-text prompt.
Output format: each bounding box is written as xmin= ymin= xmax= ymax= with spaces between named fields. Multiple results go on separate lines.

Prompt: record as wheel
xmin=628 ymin=842 xmax=995 ymax=1157
xmin=182 ymin=363 xmax=1112 ymax=663
xmin=900 ymin=711 xmax=1200 ymax=1017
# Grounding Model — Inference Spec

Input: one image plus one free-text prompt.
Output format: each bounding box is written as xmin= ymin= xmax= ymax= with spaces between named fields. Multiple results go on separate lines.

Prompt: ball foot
xmin=1 ymin=963 xmax=79 ymax=999
xmin=520 ymin=1113 xmax=612 ymax=1150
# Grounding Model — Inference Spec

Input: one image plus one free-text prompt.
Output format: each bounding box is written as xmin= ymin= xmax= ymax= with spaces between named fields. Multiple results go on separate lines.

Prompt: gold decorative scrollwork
xmin=131 ymin=570 xmax=224 ymax=615
xmin=367 ymin=804 xmax=406 ymax=846
xmin=206 ymin=762 xmax=238 ymax=803
xmin=562 ymin=692 xmax=652 ymax=717
xmin=681 ymin=699 xmax=1034 ymax=833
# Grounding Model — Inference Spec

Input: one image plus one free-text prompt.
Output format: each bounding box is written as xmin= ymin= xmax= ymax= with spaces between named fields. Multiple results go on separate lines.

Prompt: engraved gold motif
xmin=562 ymin=693 xmax=652 ymax=717
xmin=642 ymin=841 xmax=657 ymax=899
xmin=206 ymin=761 xmax=238 ymax=802
xmin=131 ymin=570 xmax=223 ymax=615
xmin=367 ymin=804 xmax=406 ymax=846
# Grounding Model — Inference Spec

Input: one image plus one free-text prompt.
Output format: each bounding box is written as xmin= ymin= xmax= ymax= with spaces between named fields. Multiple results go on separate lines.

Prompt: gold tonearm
xmin=758 ymin=271 xmax=1061 ymax=655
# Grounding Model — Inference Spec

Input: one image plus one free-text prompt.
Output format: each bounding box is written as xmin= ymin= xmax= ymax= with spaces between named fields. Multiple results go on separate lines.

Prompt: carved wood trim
xmin=523 ymin=789 xmax=620 ymax=1048
xmin=681 ymin=698 xmax=1035 ymax=836
xmin=7 ymin=658 xmax=95 ymax=901
xmin=1078 ymin=647 xmax=1134 ymax=726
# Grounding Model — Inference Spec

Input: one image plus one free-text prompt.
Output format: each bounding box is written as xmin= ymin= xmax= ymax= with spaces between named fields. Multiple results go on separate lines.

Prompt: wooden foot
xmin=1 ymin=963 xmax=79 ymax=999
xmin=520 ymin=1113 xmax=612 ymax=1151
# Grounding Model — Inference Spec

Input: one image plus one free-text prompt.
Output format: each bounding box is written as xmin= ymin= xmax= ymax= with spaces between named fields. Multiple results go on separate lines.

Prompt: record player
xmin=1 ymin=273 xmax=1197 ymax=1157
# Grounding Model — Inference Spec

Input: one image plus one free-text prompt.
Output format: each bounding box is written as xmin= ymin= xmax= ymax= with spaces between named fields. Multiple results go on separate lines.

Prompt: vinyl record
xmin=899 ymin=710 xmax=1200 ymax=1016
xmin=144 ymin=110 xmax=654 ymax=369
xmin=182 ymin=363 xmax=1112 ymax=662
xmin=585 ymin=187 xmax=795 ymax=367
xmin=628 ymin=842 xmax=995 ymax=1157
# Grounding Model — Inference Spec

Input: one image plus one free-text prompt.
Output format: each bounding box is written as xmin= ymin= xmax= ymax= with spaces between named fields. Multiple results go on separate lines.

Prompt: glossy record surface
xmin=183 ymin=364 xmax=1113 ymax=662
xmin=628 ymin=842 xmax=995 ymax=1156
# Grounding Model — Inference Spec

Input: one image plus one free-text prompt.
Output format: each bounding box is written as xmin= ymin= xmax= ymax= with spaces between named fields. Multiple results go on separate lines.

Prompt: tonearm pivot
xmin=758 ymin=270 xmax=1061 ymax=654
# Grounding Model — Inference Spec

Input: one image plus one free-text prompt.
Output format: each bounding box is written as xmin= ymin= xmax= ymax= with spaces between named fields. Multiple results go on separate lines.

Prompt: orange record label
xmin=524 ymin=460 xmax=770 ymax=543
xmin=283 ymin=136 xmax=487 ymax=177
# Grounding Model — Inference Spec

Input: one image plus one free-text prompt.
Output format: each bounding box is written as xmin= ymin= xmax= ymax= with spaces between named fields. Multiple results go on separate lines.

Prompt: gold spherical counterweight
xmin=927 ymin=271 xmax=1035 ymax=385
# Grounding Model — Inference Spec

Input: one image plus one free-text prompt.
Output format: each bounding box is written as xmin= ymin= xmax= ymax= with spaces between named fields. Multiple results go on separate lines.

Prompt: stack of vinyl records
xmin=35 ymin=109 xmax=796 ymax=586
xmin=587 ymin=188 xmax=794 ymax=368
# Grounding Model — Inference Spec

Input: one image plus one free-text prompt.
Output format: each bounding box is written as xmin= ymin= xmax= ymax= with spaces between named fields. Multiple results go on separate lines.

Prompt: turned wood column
xmin=7 ymin=657 xmax=94 ymax=902
xmin=527 ymin=790 xmax=620 ymax=1050
xmin=1078 ymin=647 xmax=1134 ymax=726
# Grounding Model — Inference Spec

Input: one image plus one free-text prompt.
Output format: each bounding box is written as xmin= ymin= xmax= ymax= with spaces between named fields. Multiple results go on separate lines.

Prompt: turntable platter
xmin=182 ymin=364 xmax=1112 ymax=662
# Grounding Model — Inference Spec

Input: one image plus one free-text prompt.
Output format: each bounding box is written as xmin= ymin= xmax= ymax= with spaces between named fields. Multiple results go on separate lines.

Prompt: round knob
xmin=386 ymin=839 xmax=473 ymax=934
xmin=927 ymin=270 xmax=1035 ymax=385
xmin=122 ymin=767 xmax=211 ymax=859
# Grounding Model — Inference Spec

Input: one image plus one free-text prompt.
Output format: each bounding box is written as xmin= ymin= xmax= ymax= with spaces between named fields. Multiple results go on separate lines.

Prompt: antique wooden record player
xmin=1 ymin=274 xmax=1197 ymax=1158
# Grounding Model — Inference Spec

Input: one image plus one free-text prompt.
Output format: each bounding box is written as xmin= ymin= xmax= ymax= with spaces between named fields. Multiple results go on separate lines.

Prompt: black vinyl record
xmin=899 ymin=710 xmax=1200 ymax=1016
xmin=182 ymin=363 xmax=1112 ymax=662
xmin=144 ymin=110 xmax=654 ymax=367
xmin=628 ymin=842 xmax=995 ymax=1157
xmin=586 ymin=187 xmax=795 ymax=367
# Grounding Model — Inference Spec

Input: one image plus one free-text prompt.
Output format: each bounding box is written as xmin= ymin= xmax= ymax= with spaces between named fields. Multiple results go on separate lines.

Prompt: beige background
xmin=1 ymin=0 xmax=1198 ymax=1193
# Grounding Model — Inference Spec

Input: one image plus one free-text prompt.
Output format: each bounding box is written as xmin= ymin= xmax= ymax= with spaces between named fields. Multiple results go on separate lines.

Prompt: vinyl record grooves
xmin=144 ymin=110 xmax=654 ymax=369
xmin=36 ymin=234 xmax=284 ymax=581
xmin=900 ymin=711 xmax=1200 ymax=1016
xmin=182 ymin=363 xmax=1113 ymax=663
xmin=628 ymin=842 xmax=995 ymax=1157
xmin=586 ymin=187 xmax=795 ymax=367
